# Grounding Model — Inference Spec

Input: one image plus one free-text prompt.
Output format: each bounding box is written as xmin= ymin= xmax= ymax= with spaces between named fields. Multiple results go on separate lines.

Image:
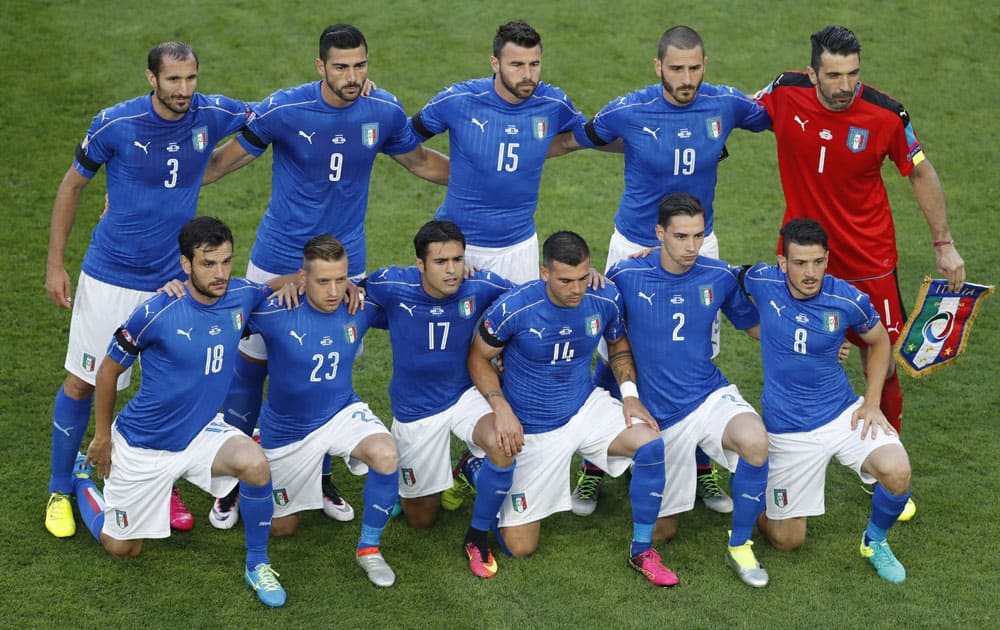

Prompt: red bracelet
xmin=933 ymin=240 xmax=954 ymax=247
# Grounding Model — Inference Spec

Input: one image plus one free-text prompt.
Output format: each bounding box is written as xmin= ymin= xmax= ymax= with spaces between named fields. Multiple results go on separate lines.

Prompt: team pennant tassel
xmin=893 ymin=277 xmax=994 ymax=378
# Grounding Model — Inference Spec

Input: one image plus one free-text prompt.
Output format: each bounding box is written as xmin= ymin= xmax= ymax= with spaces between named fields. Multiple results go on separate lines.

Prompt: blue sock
xmin=628 ymin=439 xmax=665 ymax=557
xmin=865 ymin=483 xmax=911 ymax=544
xmin=358 ymin=468 xmax=399 ymax=550
xmin=491 ymin=522 xmax=515 ymax=558
xmin=695 ymin=448 xmax=711 ymax=470
xmin=462 ymin=455 xmax=485 ymax=488
xmin=322 ymin=454 xmax=332 ymax=477
xmin=239 ymin=480 xmax=274 ymax=570
xmin=73 ymin=476 xmax=106 ymax=542
xmin=49 ymin=387 xmax=92 ymax=494
xmin=221 ymin=355 xmax=267 ymax=436
xmin=729 ymin=457 xmax=769 ymax=546
xmin=592 ymin=360 xmax=620 ymax=399
xmin=470 ymin=459 xmax=514 ymax=532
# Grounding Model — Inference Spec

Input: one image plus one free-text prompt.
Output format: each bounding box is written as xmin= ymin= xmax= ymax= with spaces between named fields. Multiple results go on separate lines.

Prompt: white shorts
xmin=102 ymin=414 xmax=243 ymax=540
xmin=657 ymin=384 xmax=753 ymax=517
xmin=264 ymin=402 xmax=389 ymax=517
xmin=65 ymin=271 xmax=155 ymax=388
xmin=603 ymin=229 xmax=721 ymax=359
xmin=465 ymin=233 xmax=538 ymax=285
xmin=392 ymin=387 xmax=492 ymax=499
xmin=765 ymin=398 xmax=902 ymax=520
xmin=499 ymin=388 xmax=640 ymax=528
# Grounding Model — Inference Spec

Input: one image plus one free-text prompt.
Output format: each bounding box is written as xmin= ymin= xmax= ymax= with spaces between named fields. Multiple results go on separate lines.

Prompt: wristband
xmin=933 ymin=240 xmax=954 ymax=248
xmin=619 ymin=381 xmax=639 ymax=399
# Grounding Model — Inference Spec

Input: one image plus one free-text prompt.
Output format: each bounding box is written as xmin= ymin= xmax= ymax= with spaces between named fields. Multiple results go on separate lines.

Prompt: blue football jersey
xmin=249 ymin=296 xmax=383 ymax=448
xmin=240 ymin=83 xmax=421 ymax=277
xmin=744 ymin=264 xmax=881 ymax=433
xmin=609 ymin=253 xmax=758 ymax=429
xmin=573 ymin=83 xmax=769 ymax=245
xmin=76 ymin=93 xmax=250 ymax=290
xmin=108 ymin=280 xmax=271 ymax=450
xmin=479 ymin=281 xmax=624 ymax=433
xmin=364 ymin=266 xmax=513 ymax=422
xmin=413 ymin=78 xmax=585 ymax=247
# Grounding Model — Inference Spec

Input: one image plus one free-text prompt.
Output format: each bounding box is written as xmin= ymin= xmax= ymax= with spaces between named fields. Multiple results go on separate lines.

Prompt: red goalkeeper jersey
xmin=757 ymin=71 xmax=925 ymax=281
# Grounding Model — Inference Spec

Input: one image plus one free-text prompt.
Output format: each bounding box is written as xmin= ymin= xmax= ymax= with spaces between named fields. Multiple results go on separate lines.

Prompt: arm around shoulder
xmin=202 ymin=138 xmax=256 ymax=185
xmin=391 ymin=145 xmax=450 ymax=185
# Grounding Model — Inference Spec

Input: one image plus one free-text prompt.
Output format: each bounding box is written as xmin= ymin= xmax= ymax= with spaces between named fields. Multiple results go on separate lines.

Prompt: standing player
xmin=410 ymin=20 xmax=586 ymax=283
xmin=468 ymin=231 xmax=675 ymax=587
xmin=744 ymin=218 xmax=913 ymax=584
xmin=74 ymin=217 xmax=286 ymax=606
xmin=549 ymin=26 xmax=769 ymax=515
xmin=201 ymin=24 xmax=448 ymax=522
xmin=364 ymin=220 xmax=515 ymax=578
xmin=44 ymin=42 xmax=251 ymax=537
xmin=608 ymin=193 xmax=770 ymax=587
xmin=756 ymin=25 xmax=966 ymax=520
xmin=248 ymin=235 xmax=400 ymax=588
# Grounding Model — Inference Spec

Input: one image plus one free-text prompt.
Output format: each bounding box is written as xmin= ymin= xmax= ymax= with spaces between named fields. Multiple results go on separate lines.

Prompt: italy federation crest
xmin=773 ymin=488 xmax=788 ymax=509
xmin=823 ymin=312 xmax=839 ymax=332
xmin=846 ymin=126 xmax=869 ymax=153
xmin=115 ymin=509 xmax=129 ymax=528
xmin=706 ymin=116 xmax=722 ymax=139
xmin=401 ymin=468 xmax=416 ymax=487
xmin=585 ymin=315 xmax=602 ymax=337
xmin=232 ymin=310 xmax=244 ymax=331
xmin=192 ymin=126 xmax=208 ymax=152
xmin=511 ymin=493 xmax=527 ymax=513
xmin=699 ymin=285 xmax=714 ymax=306
xmin=532 ymin=116 xmax=548 ymax=139
xmin=361 ymin=123 xmax=379 ymax=148
xmin=459 ymin=297 xmax=475 ymax=319
xmin=344 ymin=323 xmax=359 ymax=344
xmin=273 ymin=488 xmax=289 ymax=506
xmin=82 ymin=353 xmax=97 ymax=373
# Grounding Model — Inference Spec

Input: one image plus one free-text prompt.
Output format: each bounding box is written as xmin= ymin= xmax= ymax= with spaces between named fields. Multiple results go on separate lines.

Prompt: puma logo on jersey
xmin=144 ymin=304 xmax=153 ymax=318
xmin=399 ymin=303 xmax=416 ymax=316
xmin=298 ymin=130 xmax=315 ymax=144
xmin=289 ymin=330 xmax=307 ymax=346
xmin=638 ymin=291 xmax=655 ymax=305
xmin=641 ymin=126 xmax=660 ymax=140
xmin=528 ymin=327 xmax=545 ymax=339
xmin=769 ymin=300 xmax=786 ymax=317
xmin=176 ymin=328 xmax=193 ymax=340
xmin=794 ymin=115 xmax=809 ymax=131
xmin=267 ymin=96 xmax=277 ymax=107
xmin=133 ymin=140 xmax=150 ymax=155
xmin=471 ymin=118 xmax=488 ymax=132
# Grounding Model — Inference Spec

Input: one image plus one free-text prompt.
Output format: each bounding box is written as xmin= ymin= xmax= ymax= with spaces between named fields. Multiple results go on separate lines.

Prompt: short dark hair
xmin=657 ymin=25 xmax=704 ymax=59
xmin=320 ymin=24 xmax=368 ymax=60
xmin=780 ymin=218 xmax=829 ymax=257
xmin=413 ymin=220 xmax=466 ymax=260
xmin=303 ymin=234 xmax=347 ymax=266
xmin=147 ymin=42 xmax=198 ymax=76
xmin=493 ymin=20 xmax=542 ymax=57
xmin=178 ymin=216 xmax=232 ymax=261
xmin=658 ymin=192 xmax=706 ymax=228
xmin=542 ymin=231 xmax=590 ymax=268
xmin=810 ymin=25 xmax=861 ymax=70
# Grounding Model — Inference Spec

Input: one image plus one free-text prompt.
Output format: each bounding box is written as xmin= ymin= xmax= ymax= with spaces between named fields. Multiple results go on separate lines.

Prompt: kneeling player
xmin=364 ymin=220 xmax=515 ymax=578
xmin=744 ymin=219 xmax=912 ymax=583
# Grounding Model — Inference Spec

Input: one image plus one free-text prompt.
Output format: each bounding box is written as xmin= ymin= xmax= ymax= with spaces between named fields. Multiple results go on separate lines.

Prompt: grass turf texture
xmin=2 ymin=0 xmax=997 ymax=626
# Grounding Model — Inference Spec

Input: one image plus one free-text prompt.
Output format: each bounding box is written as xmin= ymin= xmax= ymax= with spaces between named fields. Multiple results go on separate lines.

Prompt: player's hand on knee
xmin=621 ymin=396 xmax=654 ymax=428
xmin=851 ymin=402 xmax=890 ymax=440
xmin=494 ymin=410 xmax=524 ymax=457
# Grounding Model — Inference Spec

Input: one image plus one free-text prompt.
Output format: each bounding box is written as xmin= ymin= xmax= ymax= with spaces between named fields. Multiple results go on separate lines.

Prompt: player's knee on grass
xmin=762 ymin=516 xmax=806 ymax=551
xmin=270 ymin=514 xmax=299 ymax=537
xmin=501 ymin=526 xmax=539 ymax=558
xmin=101 ymin=534 xmax=142 ymax=559
xmin=401 ymin=496 xmax=439 ymax=529
xmin=653 ymin=516 xmax=678 ymax=542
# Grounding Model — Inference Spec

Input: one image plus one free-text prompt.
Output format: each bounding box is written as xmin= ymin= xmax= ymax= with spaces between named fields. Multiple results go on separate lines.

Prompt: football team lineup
xmin=42 ymin=18 xmax=967 ymax=608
